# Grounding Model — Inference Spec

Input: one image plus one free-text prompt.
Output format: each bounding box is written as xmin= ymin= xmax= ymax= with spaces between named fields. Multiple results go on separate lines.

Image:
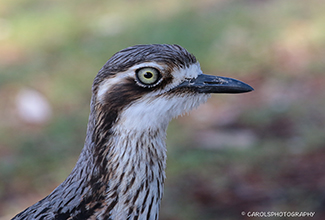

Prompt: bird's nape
xmin=12 ymin=44 xmax=253 ymax=220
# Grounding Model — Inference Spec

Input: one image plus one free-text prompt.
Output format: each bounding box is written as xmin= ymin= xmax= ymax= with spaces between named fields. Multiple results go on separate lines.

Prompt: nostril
xmin=204 ymin=80 xmax=222 ymax=84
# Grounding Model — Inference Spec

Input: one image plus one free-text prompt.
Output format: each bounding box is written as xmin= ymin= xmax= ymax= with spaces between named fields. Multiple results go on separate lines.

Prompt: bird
xmin=12 ymin=44 xmax=253 ymax=220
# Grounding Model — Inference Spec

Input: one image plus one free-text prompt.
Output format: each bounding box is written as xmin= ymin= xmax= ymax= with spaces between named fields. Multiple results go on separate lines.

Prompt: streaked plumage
xmin=12 ymin=44 xmax=253 ymax=220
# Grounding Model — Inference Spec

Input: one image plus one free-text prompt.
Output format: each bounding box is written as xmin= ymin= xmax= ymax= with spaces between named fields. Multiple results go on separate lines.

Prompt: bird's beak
xmin=177 ymin=74 xmax=254 ymax=94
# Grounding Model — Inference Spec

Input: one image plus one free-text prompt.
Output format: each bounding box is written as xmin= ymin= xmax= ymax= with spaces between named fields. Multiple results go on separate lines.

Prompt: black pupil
xmin=144 ymin=71 xmax=153 ymax=79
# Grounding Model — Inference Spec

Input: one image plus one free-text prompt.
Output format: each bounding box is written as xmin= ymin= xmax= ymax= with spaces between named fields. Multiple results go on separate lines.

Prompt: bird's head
xmin=91 ymin=44 xmax=253 ymax=133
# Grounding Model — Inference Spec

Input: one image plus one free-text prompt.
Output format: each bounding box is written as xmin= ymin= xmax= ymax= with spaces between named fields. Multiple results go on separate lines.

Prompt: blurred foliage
xmin=1 ymin=0 xmax=325 ymax=219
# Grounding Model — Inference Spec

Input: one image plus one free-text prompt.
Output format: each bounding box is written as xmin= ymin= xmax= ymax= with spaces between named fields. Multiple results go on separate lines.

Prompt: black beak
xmin=177 ymin=74 xmax=254 ymax=94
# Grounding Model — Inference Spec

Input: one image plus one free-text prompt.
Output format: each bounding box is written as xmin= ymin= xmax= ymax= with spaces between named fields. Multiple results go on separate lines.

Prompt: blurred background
xmin=1 ymin=0 xmax=325 ymax=219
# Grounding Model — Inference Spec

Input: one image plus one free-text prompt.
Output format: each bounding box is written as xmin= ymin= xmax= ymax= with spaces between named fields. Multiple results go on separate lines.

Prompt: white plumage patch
xmin=118 ymin=93 xmax=209 ymax=132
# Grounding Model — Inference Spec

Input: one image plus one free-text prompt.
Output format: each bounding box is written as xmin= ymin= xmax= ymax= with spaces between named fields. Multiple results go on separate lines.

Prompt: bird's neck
xmin=64 ymin=113 xmax=168 ymax=219
xmin=100 ymin=126 xmax=167 ymax=219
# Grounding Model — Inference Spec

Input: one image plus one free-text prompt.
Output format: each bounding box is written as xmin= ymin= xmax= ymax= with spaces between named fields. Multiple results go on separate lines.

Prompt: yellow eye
xmin=136 ymin=67 xmax=161 ymax=86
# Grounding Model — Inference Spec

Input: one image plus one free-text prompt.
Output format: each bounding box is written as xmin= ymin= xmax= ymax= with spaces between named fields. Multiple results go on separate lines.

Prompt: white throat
xmin=118 ymin=93 xmax=209 ymax=132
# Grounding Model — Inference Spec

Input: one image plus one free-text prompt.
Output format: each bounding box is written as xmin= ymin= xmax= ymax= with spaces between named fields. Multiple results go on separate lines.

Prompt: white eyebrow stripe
xmin=96 ymin=62 xmax=166 ymax=102
xmin=128 ymin=62 xmax=166 ymax=72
